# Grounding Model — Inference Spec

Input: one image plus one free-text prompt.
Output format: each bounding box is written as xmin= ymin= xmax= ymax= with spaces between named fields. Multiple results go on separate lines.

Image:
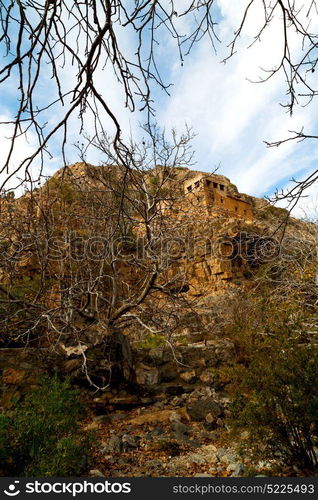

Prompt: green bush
xmin=0 ymin=414 xmax=10 ymax=465
xmin=0 ymin=376 xmax=93 ymax=476
xmin=226 ymin=316 xmax=318 ymax=472
xmin=136 ymin=332 xmax=165 ymax=349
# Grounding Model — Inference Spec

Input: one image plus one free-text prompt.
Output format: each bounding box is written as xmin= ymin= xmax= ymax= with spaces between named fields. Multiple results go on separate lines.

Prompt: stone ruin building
xmin=183 ymin=173 xmax=253 ymax=221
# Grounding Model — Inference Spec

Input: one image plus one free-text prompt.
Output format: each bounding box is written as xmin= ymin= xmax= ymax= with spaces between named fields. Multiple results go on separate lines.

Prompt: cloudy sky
xmin=0 ymin=0 xmax=317 ymax=216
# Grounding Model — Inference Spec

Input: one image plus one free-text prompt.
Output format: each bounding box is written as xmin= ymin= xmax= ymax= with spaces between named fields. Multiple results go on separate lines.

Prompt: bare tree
xmin=0 ymin=127 xmax=205 ymax=388
xmin=0 ymin=1 xmax=218 ymax=190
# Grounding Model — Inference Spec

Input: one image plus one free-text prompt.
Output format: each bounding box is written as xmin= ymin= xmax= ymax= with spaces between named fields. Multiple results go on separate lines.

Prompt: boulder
xmin=187 ymin=398 xmax=223 ymax=422
xmin=3 ymin=368 xmax=26 ymax=385
xmin=145 ymin=427 xmax=165 ymax=441
xmin=179 ymin=370 xmax=197 ymax=384
xmin=205 ymin=412 xmax=216 ymax=424
xmin=231 ymin=463 xmax=244 ymax=476
xmin=160 ymin=362 xmax=179 ymax=382
xmin=59 ymin=343 xmax=88 ymax=356
xmin=127 ymin=407 xmax=189 ymax=425
xmin=89 ymin=469 xmax=105 ymax=477
xmin=107 ymin=435 xmax=122 ymax=453
xmin=135 ymin=363 xmax=159 ymax=385
xmin=199 ymin=370 xmax=215 ymax=384
xmin=171 ymin=421 xmax=190 ymax=440
xmin=187 ymin=453 xmax=206 ymax=465
xmin=92 ymin=414 xmax=110 ymax=424
xmin=121 ymin=434 xmax=140 ymax=452
xmin=164 ymin=385 xmax=188 ymax=396
xmin=63 ymin=358 xmax=82 ymax=373
xmin=194 ymin=474 xmax=214 ymax=477
xmin=188 ymin=332 xmax=204 ymax=344
xmin=108 ymin=394 xmax=140 ymax=406
xmin=83 ymin=421 xmax=100 ymax=431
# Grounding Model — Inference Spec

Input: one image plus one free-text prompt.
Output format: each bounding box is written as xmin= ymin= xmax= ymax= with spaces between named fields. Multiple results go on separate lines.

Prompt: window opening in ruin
xmin=187 ymin=185 xmax=192 ymax=192
xmin=194 ymin=181 xmax=200 ymax=188
xmin=213 ymin=182 xmax=218 ymax=188
xmin=220 ymin=184 xmax=225 ymax=191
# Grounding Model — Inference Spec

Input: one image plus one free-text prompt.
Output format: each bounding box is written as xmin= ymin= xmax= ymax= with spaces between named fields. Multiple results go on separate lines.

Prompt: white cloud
xmin=0 ymin=115 xmax=60 ymax=193
xmin=158 ymin=0 xmax=318 ymax=204
xmin=1 ymin=0 xmax=318 ymax=212
xmin=0 ymin=4 xmax=141 ymax=190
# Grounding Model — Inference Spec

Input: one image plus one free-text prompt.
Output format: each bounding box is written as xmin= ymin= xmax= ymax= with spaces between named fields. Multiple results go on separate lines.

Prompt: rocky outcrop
xmin=0 ymin=337 xmax=234 ymax=410
xmin=132 ymin=341 xmax=234 ymax=389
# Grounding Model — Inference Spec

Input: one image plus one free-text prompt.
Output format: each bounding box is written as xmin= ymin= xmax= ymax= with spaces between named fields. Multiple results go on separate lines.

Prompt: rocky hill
xmin=0 ymin=162 xmax=314 ymax=344
xmin=0 ymin=163 xmax=317 ymax=477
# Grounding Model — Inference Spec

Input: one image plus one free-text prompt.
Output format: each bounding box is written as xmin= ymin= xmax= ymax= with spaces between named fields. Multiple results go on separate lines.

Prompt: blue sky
xmin=0 ymin=0 xmax=317 ymax=217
